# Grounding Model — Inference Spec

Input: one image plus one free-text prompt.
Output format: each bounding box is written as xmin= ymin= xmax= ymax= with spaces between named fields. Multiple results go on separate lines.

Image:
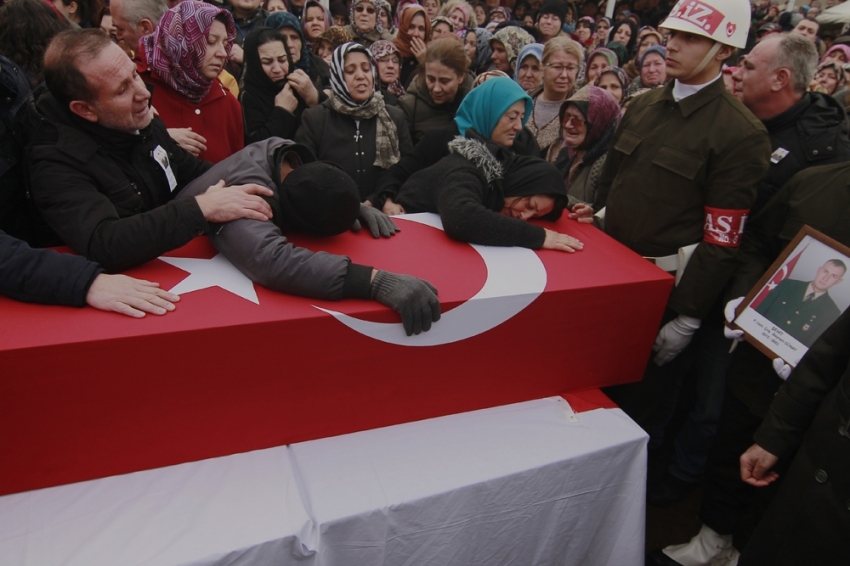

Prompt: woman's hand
xmin=411 ymin=37 xmax=428 ymax=64
xmin=230 ymin=43 xmax=244 ymax=64
xmin=167 ymin=127 xmax=208 ymax=156
xmin=542 ymin=229 xmax=584 ymax=253
xmin=382 ymin=198 xmax=405 ymax=215
xmin=274 ymin=83 xmax=299 ymax=112
xmin=568 ymin=203 xmax=594 ymax=223
xmin=287 ymin=70 xmax=320 ymax=107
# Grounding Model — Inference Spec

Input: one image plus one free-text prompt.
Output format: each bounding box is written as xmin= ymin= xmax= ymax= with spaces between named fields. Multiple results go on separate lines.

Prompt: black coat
xmin=25 ymin=88 xmax=212 ymax=272
xmin=0 ymin=230 xmax=100 ymax=306
xmin=397 ymin=74 xmax=473 ymax=144
xmin=294 ymin=98 xmax=414 ymax=201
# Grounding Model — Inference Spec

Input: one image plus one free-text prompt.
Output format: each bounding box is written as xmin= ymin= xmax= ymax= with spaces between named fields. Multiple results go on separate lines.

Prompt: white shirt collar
xmin=805 ymin=283 xmax=827 ymax=300
xmin=672 ymin=73 xmax=723 ymax=102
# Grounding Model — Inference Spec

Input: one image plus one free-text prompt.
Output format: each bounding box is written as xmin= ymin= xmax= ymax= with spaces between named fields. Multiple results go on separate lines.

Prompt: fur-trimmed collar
xmin=447 ymin=136 xmax=503 ymax=184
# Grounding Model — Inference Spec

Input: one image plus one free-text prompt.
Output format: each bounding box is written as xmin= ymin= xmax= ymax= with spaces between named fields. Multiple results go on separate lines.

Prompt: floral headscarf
xmin=394 ymin=5 xmax=431 ymax=59
xmin=488 ymin=6 xmax=511 ymax=22
xmin=431 ymin=15 xmax=455 ymax=32
xmin=316 ymin=25 xmax=355 ymax=52
xmin=350 ymin=0 xmax=385 ymax=36
xmin=266 ymin=11 xmax=311 ymax=73
xmin=592 ymin=65 xmax=628 ymax=105
xmin=472 ymin=69 xmax=509 ymax=88
xmin=489 ymin=26 xmax=534 ymax=71
xmin=369 ymin=39 xmax=405 ymax=96
xmin=816 ymin=61 xmax=846 ymax=94
xmin=142 ymin=0 xmax=235 ymax=104
xmin=375 ymin=0 xmax=395 ymax=34
xmin=558 ymin=85 xmax=620 ymax=185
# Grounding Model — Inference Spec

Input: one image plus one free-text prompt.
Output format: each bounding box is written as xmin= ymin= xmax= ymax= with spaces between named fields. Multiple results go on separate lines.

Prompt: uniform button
xmin=195 ymin=228 xmax=204 ymax=236
xmin=815 ymin=469 xmax=828 ymax=483
xmin=195 ymin=109 xmax=201 ymax=115
xmin=828 ymin=146 xmax=833 ymax=151
xmin=813 ymin=150 xmax=819 ymax=155
xmin=787 ymin=320 xmax=792 ymax=325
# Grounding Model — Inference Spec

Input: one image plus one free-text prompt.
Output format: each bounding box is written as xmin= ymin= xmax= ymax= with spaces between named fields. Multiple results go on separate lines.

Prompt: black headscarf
xmin=242 ymin=26 xmax=293 ymax=103
xmin=501 ymin=155 xmax=567 ymax=221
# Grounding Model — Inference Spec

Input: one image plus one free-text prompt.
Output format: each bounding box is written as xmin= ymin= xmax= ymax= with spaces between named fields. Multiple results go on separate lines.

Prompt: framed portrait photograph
xmin=729 ymin=226 xmax=850 ymax=367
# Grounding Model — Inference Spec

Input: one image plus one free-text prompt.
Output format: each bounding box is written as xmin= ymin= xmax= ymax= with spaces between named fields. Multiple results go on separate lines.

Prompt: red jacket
xmin=137 ymin=57 xmax=244 ymax=164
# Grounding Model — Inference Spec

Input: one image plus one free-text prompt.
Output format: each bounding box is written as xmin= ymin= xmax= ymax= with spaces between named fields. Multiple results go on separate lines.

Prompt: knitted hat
xmin=278 ymin=162 xmax=361 ymax=235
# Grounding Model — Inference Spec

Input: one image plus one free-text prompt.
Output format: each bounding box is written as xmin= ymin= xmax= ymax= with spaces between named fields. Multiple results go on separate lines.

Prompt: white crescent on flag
xmin=313 ymin=213 xmax=548 ymax=346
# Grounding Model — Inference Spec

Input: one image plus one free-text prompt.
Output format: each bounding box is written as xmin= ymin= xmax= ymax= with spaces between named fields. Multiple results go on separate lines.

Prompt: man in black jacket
xmin=26 ymin=29 xmax=274 ymax=272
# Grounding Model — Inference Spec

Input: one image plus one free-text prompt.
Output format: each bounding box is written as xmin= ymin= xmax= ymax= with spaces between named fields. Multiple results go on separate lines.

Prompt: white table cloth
xmin=0 ymin=397 xmax=647 ymax=566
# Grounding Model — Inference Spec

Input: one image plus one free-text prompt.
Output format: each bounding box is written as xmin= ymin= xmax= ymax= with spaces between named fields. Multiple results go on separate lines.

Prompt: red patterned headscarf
xmin=141 ymin=0 xmax=236 ymax=104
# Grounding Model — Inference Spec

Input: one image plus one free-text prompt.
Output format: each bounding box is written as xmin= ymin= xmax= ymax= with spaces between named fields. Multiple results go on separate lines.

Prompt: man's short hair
xmin=770 ymin=33 xmax=818 ymax=95
xmin=826 ymin=258 xmax=847 ymax=274
xmin=44 ymin=29 xmax=113 ymax=106
xmin=119 ymin=0 xmax=169 ymax=28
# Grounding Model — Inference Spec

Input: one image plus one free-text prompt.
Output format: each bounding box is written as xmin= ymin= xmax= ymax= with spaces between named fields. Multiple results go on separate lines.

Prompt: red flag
xmin=750 ymin=244 xmax=808 ymax=309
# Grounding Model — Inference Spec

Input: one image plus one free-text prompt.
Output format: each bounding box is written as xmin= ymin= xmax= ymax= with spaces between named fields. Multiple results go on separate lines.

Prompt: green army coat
xmin=595 ymin=77 xmax=771 ymax=319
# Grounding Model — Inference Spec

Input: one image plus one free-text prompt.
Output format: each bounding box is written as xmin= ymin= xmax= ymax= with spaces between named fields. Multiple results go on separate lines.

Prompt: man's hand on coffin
xmin=370 ymin=270 xmax=441 ymax=335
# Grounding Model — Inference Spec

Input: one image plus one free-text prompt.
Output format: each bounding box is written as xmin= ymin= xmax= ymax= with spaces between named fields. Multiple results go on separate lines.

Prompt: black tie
xmin=805 ymin=293 xmax=815 ymax=302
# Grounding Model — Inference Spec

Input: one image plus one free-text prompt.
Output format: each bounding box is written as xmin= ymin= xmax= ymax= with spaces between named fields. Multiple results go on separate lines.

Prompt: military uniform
xmin=755 ymin=278 xmax=841 ymax=347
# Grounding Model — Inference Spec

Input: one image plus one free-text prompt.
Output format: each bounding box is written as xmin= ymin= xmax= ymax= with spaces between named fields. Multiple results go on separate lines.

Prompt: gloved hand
xmin=772 ymin=358 xmax=792 ymax=380
xmin=370 ymin=270 xmax=441 ymax=336
xmin=723 ymin=297 xmax=745 ymax=341
xmin=352 ymin=204 xmax=399 ymax=238
xmin=653 ymin=314 xmax=701 ymax=366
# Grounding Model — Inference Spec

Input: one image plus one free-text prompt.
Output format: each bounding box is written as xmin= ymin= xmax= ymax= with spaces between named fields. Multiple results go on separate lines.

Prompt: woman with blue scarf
xmin=266 ymin=10 xmax=330 ymax=107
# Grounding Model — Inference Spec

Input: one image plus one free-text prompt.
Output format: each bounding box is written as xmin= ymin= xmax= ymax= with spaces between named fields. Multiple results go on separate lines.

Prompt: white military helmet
xmin=660 ymin=0 xmax=750 ymax=49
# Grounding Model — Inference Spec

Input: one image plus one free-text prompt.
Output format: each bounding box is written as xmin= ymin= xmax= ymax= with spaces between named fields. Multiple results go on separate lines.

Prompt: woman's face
xmin=575 ymin=23 xmax=591 ymax=41
xmin=425 ymin=61 xmax=463 ymax=104
xmin=537 ymin=13 xmax=561 ymax=38
xmin=523 ymin=14 xmax=534 ymax=26
xmin=585 ymin=53 xmax=608 ymax=82
xmin=333 ymin=14 xmax=347 ymax=26
xmin=281 ymin=27 xmax=303 ymax=64
xmin=201 ymin=20 xmax=229 ymax=80
xmin=490 ymin=40 xmax=510 ymax=72
xmin=817 ymin=68 xmax=840 ymax=94
xmin=343 ymin=51 xmax=374 ymax=102
xmin=596 ymin=71 xmax=623 ymax=103
xmin=500 ymin=195 xmax=555 ymax=220
xmin=490 ymin=99 xmax=525 ymax=146
xmin=489 ymin=9 xmax=507 ymax=23
xmin=408 ymin=13 xmax=428 ymax=41
xmin=432 ymin=22 xmax=454 ymax=40
xmin=561 ymin=103 xmax=587 ymax=149
xmin=612 ymin=23 xmax=631 ymax=45
xmin=304 ymin=6 xmax=327 ymax=40
xmin=825 ymin=50 xmax=848 ymax=65
xmin=641 ymin=52 xmax=666 ymax=86
xmin=376 ymin=53 xmax=400 ymax=85
xmin=636 ymin=35 xmax=658 ymax=59
xmin=596 ymin=19 xmax=609 ymax=39
xmin=379 ymin=7 xmax=390 ymax=30
xmin=517 ymin=55 xmax=542 ymax=92
xmin=423 ymin=0 xmax=439 ymax=20
xmin=449 ymin=8 xmax=467 ymax=31
xmin=353 ymin=1 xmax=377 ymax=32
xmin=464 ymin=30 xmax=477 ymax=62
xmin=258 ymin=40 xmax=290 ymax=82
xmin=543 ymin=50 xmax=579 ymax=98
xmin=266 ymin=0 xmax=288 ymax=13
xmin=474 ymin=4 xmax=487 ymax=25
xmin=317 ymin=40 xmax=334 ymax=64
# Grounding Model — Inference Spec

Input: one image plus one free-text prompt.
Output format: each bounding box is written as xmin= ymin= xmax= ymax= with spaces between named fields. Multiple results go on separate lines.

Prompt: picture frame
xmin=728 ymin=225 xmax=850 ymax=367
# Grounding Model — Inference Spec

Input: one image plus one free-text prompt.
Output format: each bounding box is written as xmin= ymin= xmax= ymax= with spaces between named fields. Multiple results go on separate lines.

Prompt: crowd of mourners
xmin=2 ymin=0 xmax=850 ymax=563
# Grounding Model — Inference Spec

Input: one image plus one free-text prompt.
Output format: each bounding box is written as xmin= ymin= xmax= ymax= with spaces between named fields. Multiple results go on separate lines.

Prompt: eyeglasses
xmin=563 ymin=114 xmax=586 ymax=127
xmin=545 ymin=64 xmax=578 ymax=75
xmin=355 ymin=5 xmax=376 ymax=13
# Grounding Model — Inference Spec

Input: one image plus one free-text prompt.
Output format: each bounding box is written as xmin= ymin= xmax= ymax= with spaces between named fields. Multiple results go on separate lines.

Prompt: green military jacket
xmin=595 ymin=77 xmax=771 ymax=319
xmin=755 ymin=278 xmax=841 ymax=348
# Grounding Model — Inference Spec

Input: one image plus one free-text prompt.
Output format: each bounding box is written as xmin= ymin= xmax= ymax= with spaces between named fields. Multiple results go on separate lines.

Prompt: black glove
xmin=370 ymin=270 xmax=440 ymax=336
xmin=352 ymin=204 xmax=399 ymax=238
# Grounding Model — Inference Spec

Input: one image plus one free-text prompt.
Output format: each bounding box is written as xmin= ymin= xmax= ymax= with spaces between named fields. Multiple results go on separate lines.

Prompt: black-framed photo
xmin=729 ymin=226 xmax=850 ymax=367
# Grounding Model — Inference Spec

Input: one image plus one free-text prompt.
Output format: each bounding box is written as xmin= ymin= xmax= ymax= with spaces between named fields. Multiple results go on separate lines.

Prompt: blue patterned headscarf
xmin=266 ymin=11 xmax=311 ymax=73
xmin=514 ymin=42 xmax=543 ymax=83
xmin=454 ymin=76 xmax=532 ymax=138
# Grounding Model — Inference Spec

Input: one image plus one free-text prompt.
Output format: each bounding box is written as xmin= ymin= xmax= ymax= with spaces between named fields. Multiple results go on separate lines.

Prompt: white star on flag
xmin=158 ymin=253 xmax=259 ymax=304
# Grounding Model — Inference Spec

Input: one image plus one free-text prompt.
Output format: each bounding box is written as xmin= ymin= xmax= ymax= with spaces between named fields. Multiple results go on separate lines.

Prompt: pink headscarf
xmin=141 ymin=0 xmax=236 ymax=104
xmin=821 ymin=44 xmax=850 ymax=66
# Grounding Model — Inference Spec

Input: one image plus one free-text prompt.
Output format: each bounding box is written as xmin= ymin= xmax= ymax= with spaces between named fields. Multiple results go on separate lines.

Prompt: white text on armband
xmin=703 ymin=206 xmax=748 ymax=247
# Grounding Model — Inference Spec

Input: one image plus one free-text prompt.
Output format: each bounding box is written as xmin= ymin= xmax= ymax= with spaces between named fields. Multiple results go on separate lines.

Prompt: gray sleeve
xmin=210 ymin=216 xmax=351 ymax=301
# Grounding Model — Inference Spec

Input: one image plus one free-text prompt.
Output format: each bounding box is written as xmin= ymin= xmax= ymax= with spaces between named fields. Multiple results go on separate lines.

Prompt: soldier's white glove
xmin=723 ymin=297 xmax=745 ymax=341
xmin=653 ymin=314 xmax=701 ymax=366
xmin=772 ymin=358 xmax=792 ymax=380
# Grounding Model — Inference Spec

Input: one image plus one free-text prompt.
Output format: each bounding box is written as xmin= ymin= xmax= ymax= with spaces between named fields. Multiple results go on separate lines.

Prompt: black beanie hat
xmin=278 ymin=162 xmax=361 ymax=236
xmin=538 ymin=0 xmax=567 ymax=24
xmin=501 ymin=155 xmax=567 ymax=221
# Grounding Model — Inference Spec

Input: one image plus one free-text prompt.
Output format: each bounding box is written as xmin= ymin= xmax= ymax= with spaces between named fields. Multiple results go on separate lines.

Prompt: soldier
xmin=595 ymin=0 xmax=771 ymax=450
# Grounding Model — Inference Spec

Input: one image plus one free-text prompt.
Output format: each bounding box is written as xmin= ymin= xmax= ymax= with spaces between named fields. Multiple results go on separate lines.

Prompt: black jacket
xmin=397 ymin=74 xmax=472 ymax=143
xmin=0 ymin=230 xmax=100 ymax=306
xmin=25 ymin=88 xmax=212 ymax=272
xmin=753 ymin=92 xmax=850 ymax=216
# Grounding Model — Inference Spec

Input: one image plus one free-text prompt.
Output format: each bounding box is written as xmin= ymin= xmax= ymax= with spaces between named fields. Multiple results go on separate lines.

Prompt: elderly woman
xmin=370 ymin=40 xmax=405 ymax=104
xmin=398 ymin=37 xmax=473 ymax=142
xmin=488 ymin=6 xmax=510 ymax=24
xmin=527 ymin=36 xmax=582 ymax=157
xmin=581 ymin=47 xmax=617 ymax=86
xmin=241 ymin=27 xmax=305 ymax=143
xmin=394 ymin=4 xmax=432 ymax=88
xmin=812 ymin=61 xmax=845 ymax=96
xmin=314 ymin=25 xmax=354 ymax=64
xmin=301 ymin=0 xmax=330 ymax=49
xmin=430 ymin=16 xmax=455 ymax=40
xmin=548 ymin=85 xmax=620 ymax=206
xmin=344 ymin=0 xmax=394 ymax=48
xmin=440 ymin=0 xmax=478 ymax=31
xmin=489 ymin=26 xmax=534 ymax=75
xmin=467 ymin=26 xmax=493 ymax=74
xmin=139 ymin=0 xmax=242 ymax=163
xmin=593 ymin=65 xmax=628 ymax=106
xmin=515 ymin=42 xmax=544 ymax=93
xmin=623 ymin=28 xmax=662 ymax=81
xmin=626 ymin=45 xmax=666 ymax=96
xmin=295 ymin=42 xmax=414 ymax=201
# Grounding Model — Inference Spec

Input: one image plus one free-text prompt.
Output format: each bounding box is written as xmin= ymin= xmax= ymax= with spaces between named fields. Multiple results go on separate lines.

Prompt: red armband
xmin=703 ymin=207 xmax=748 ymax=247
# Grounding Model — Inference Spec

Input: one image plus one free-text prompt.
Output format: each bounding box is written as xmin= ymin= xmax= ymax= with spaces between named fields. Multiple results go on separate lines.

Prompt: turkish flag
xmin=0 ymin=214 xmax=671 ymax=495
xmin=749 ymin=244 xmax=808 ymax=309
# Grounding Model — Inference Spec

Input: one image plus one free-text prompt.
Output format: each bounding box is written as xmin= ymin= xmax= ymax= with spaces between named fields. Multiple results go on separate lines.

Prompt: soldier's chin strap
xmin=683 ymin=42 xmax=722 ymax=81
